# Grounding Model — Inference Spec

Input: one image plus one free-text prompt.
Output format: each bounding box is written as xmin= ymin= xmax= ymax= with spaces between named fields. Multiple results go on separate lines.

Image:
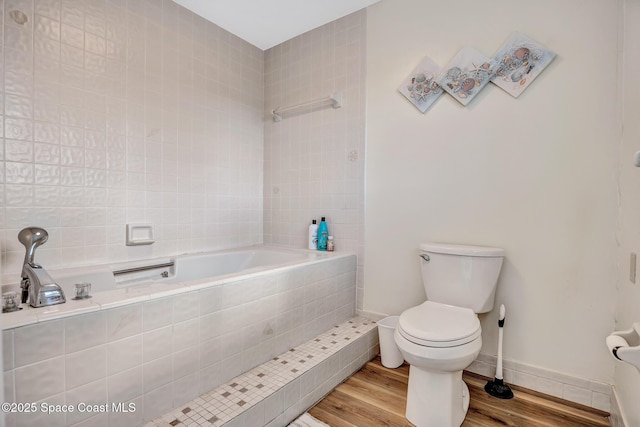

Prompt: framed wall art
xmin=490 ymin=32 xmax=556 ymax=98
xmin=398 ymin=56 xmax=444 ymax=113
xmin=436 ymin=46 xmax=493 ymax=106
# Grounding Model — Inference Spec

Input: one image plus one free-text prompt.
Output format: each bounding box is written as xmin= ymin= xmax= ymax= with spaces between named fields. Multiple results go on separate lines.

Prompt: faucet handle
xmin=2 ymin=292 xmax=21 ymax=313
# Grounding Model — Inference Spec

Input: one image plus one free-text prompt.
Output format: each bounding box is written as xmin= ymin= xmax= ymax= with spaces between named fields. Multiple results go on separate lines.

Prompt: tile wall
xmin=0 ymin=0 xmax=264 ymax=285
xmin=263 ymin=11 xmax=367 ymax=311
xmin=2 ymin=255 xmax=357 ymax=426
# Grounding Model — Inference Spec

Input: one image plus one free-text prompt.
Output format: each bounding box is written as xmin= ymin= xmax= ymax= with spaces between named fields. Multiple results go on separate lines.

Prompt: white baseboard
xmin=609 ymin=387 xmax=629 ymax=427
xmin=466 ymin=353 xmax=613 ymax=412
xmin=356 ymin=309 xmax=387 ymax=321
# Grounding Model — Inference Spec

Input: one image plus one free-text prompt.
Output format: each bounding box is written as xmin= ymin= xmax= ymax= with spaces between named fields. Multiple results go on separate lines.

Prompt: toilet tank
xmin=419 ymin=242 xmax=504 ymax=313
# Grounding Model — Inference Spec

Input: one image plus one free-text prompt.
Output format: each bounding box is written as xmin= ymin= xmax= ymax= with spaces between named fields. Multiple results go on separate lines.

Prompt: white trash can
xmin=377 ymin=316 xmax=404 ymax=368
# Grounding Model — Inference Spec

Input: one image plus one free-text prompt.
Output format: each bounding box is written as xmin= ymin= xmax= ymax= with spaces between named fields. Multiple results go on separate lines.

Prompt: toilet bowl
xmin=394 ymin=243 xmax=505 ymax=427
xmin=395 ymin=301 xmax=482 ymax=427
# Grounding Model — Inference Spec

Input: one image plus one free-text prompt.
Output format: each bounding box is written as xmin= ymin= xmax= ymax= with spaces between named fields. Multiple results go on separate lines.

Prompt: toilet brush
xmin=484 ymin=304 xmax=514 ymax=399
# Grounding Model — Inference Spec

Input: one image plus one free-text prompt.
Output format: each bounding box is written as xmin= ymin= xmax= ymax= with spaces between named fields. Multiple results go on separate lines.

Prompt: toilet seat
xmin=398 ymin=301 xmax=481 ymax=348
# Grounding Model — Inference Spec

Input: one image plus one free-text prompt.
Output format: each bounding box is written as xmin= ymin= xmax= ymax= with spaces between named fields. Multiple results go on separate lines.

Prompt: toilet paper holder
xmin=606 ymin=323 xmax=640 ymax=372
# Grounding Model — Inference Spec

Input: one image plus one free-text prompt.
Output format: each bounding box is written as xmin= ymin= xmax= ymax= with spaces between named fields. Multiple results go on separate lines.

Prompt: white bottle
xmin=308 ymin=219 xmax=318 ymax=250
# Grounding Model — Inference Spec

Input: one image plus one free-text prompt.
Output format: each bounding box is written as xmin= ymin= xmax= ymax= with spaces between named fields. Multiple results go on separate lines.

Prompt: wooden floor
xmin=308 ymin=357 xmax=611 ymax=427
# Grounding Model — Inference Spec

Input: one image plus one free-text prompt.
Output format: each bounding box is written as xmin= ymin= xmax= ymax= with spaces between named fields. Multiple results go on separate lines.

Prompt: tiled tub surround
xmin=2 ymin=253 xmax=357 ymax=426
xmin=263 ymin=10 xmax=367 ymax=312
xmin=147 ymin=317 xmax=378 ymax=427
xmin=0 ymin=0 xmax=265 ymax=287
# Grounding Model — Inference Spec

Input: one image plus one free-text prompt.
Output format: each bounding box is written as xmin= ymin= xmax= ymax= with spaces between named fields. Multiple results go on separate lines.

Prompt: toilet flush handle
xmin=420 ymin=254 xmax=430 ymax=262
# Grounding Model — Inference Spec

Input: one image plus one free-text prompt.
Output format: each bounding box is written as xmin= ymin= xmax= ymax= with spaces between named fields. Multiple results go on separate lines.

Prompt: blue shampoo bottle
xmin=317 ymin=217 xmax=328 ymax=251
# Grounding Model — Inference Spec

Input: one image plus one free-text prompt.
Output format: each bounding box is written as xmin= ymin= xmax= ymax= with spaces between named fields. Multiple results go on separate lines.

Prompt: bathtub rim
xmin=0 ymin=245 xmax=355 ymax=331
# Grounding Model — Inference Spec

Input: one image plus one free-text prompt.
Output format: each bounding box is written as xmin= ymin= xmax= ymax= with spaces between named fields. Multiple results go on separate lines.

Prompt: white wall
xmin=365 ymin=0 xmax=620 ymax=383
xmin=615 ymin=0 xmax=640 ymax=424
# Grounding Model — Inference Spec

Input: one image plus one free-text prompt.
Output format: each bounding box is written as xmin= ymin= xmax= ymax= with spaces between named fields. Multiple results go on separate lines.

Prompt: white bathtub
xmin=54 ymin=246 xmax=324 ymax=292
xmin=1 ymin=245 xmax=340 ymax=330
xmin=161 ymin=247 xmax=319 ymax=285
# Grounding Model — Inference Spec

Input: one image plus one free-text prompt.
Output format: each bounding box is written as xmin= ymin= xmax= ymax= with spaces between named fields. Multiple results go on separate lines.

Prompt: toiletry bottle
xmin=317 ymin=217 xmax=328 ymax=251
xmin=308 ymin=219 xmax=318 ymax=250
xmin=327 ymin=236 xmax=334 ymax=252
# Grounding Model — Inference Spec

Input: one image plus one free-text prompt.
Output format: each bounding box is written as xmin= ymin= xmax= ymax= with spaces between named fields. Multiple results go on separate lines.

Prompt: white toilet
xmin=394 ymin=242 xmax=504 ymax=427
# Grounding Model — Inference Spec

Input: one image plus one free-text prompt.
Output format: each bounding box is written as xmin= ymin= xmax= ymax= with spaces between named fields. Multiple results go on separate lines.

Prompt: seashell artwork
xmin=397 ymin=33 xmax=556 ymax=112
xmin=398 ymin=56 xmax=444 ymax=113
xmin=490 ymin=32 xmax=556 ymax=98
xmin=436 ymin=46 xmax=493 ymax=106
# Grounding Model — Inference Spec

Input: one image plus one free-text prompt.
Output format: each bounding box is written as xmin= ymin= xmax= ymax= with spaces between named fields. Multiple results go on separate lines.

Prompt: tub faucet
xmin=18 ymin=227 xmax=66 ymax=308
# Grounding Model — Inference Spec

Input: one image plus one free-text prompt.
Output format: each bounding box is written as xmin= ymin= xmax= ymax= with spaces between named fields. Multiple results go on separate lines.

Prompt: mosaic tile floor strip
xmin=145 ymin=316 xmax=377 ymax=427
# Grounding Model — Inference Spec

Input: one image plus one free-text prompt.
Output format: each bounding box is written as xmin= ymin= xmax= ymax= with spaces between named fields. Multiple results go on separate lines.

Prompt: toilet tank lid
xmin=419 ymin=242 xmax=504 ymax=257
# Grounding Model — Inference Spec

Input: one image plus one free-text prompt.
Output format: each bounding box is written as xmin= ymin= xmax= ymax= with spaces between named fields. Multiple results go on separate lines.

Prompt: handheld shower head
xmin=18 ymin=227 xmax=49 ymax=267
xmin=17 ymin=227 xmax=65 ymax=307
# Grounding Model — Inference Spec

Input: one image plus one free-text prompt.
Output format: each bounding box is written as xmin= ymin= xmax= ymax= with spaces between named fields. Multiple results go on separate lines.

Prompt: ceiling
xmin=172 ymin=0 xmax=380 ymax=51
